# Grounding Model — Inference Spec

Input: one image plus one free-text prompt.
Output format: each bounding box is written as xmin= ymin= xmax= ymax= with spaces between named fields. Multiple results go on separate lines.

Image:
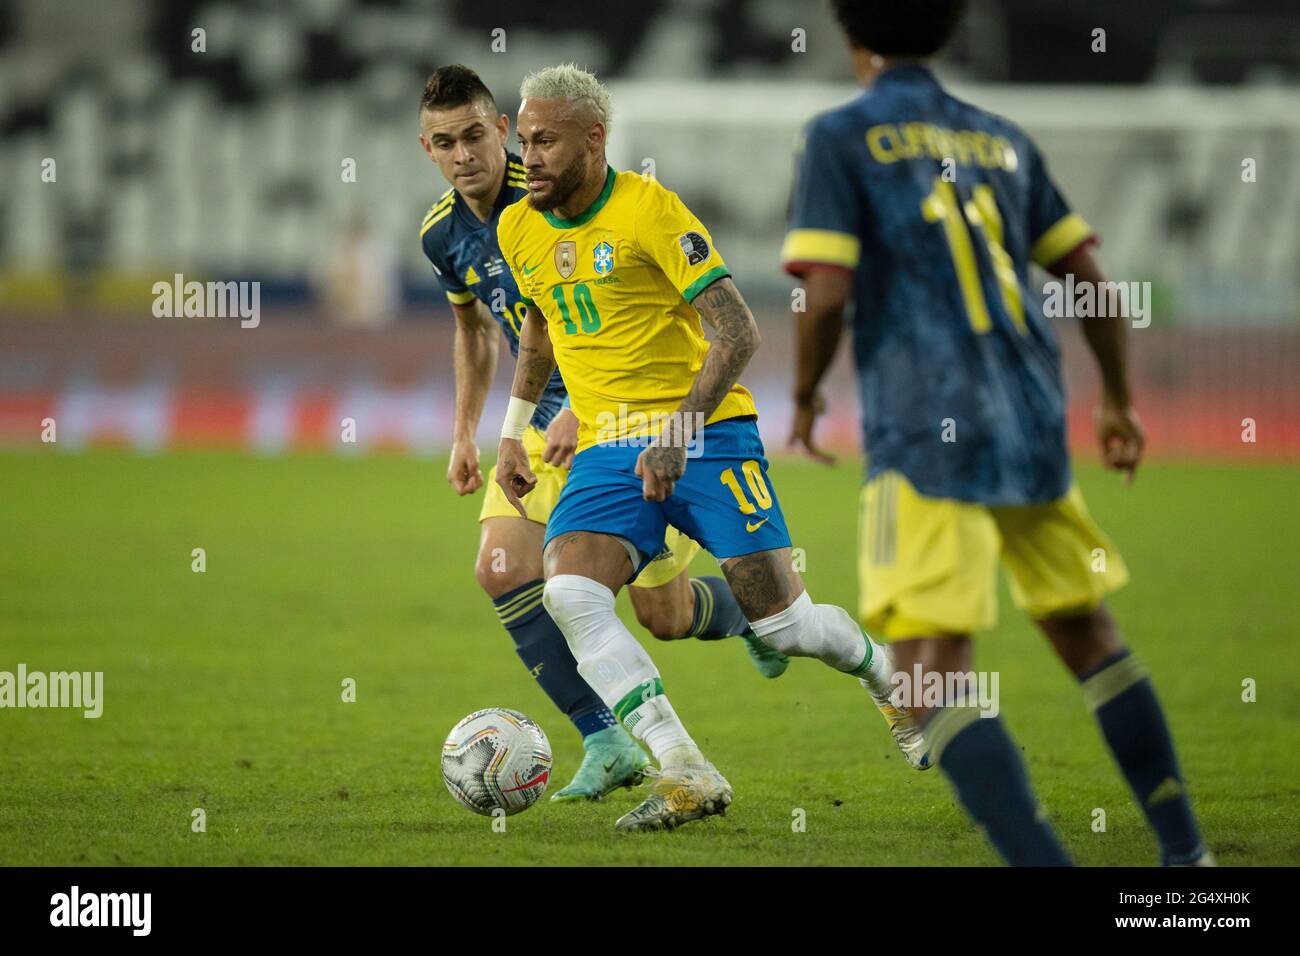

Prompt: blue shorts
xmin=543 ymin=416 xmax=793 ymax=581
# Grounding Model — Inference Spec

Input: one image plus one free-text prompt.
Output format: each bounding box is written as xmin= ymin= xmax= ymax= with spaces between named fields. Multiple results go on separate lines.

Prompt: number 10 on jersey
xmin=551 ymin=283 xmax=602 ymax=334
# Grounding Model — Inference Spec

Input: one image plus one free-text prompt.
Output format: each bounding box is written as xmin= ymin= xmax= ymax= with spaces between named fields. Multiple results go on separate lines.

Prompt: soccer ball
xmin=441 ymin=708 xmax=552 ymax=816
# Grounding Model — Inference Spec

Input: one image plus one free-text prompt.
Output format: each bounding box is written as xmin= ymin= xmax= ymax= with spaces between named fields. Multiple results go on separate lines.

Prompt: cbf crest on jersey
xmin=593 ymin=241 xmax=614 ymax=275
xmin=555 ymin=241 xmax=577 ymax=279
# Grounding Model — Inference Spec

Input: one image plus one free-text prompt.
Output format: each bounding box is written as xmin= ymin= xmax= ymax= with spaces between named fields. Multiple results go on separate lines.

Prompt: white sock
xmin=543 ymin=574 xmax=697 ymax=762
xmin=750 ymin=591 xmax=881 ymax=678
xmin=857 ymin=634 xmax=894 ymax=696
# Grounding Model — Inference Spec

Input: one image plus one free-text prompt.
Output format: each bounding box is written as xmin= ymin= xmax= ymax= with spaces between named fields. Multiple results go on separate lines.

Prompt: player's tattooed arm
xmin=510 ymin=304 xmax=556 ymax=403
xmin=638 ymin=277 xmax=759 ymax=501
xmin=679 ymin=276 xmax=760 ymax=428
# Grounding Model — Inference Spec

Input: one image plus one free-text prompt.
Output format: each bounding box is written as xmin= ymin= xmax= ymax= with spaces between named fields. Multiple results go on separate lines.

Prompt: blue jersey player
xmin=783 ymin=2 xmax=1210 ymax=866
xmin=417 ymin=66 xmax=774 ymax=802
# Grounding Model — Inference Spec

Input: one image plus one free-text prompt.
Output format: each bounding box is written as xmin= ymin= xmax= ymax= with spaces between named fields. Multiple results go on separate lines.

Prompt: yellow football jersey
xmin=496 ymin=166 xmax=757 ymax=451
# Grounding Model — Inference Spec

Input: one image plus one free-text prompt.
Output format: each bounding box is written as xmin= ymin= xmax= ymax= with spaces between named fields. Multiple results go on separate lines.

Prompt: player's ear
xmin=588 ymin=122 xmax=606 ymax=154
xmin=418 ymin=133 xmax=434 ymax=161
xmin=495 ymin=113 xmax=510 ymax=141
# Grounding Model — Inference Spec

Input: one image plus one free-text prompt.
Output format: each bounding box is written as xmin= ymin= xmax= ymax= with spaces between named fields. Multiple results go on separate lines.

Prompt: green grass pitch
xmin=1 ymin=449 xmax=1297 ymax=866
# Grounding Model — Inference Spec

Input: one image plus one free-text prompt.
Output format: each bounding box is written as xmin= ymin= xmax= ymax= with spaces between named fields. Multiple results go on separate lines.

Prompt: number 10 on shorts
xmin=720 ymin=460 xmax=773 ymax=514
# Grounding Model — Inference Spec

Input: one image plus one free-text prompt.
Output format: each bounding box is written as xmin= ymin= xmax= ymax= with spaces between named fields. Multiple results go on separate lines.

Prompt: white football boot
xmin=614 ymin=755 xmax=732 ymax=832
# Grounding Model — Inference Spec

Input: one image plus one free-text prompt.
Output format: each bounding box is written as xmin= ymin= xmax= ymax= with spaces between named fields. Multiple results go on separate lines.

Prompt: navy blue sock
xmin=1081 ymin=650 xmax=1205 ymax=865
xmin=493 ymin=580 xmax=616 ymax=739
xmin=930 ymin=709 xmax=1072 ymax=866
xmin=687 ymin=576 xmax=751 ymax=640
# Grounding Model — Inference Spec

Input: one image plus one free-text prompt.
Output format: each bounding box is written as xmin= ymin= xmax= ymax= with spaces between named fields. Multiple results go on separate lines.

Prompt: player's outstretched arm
xmin=789 ymin=266 xmax=853 ymax=464
xmin=638 ymin=277 xmax=759 ymax=501
xmin=496 ymin=305 xmax=556 ymax=516
xmin=1049 ymin=245 xmax=1145 ymax=481
xmin=448 ymin=299 xmax=500 ymax=495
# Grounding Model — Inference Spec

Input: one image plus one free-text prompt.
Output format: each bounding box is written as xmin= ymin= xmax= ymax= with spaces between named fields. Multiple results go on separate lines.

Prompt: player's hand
xmin=447 ymin=439 xmax=484 ymax=495
xmin=495 ymin=437 xmax=537 ymax=517
xmin=1095 ymin=396 xmax=1145 ymax=484
xmin=542 ymin=408 xmax=579 ymax=469
xmin=788 ymin=391 xmax=836 ymax=465
xmin=636 ymin=442 xmax=686 ymax=502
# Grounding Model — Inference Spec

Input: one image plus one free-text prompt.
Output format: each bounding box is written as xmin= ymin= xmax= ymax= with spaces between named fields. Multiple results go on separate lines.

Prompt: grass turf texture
xmin=1 ymin=450 xmax=1296 ymax=866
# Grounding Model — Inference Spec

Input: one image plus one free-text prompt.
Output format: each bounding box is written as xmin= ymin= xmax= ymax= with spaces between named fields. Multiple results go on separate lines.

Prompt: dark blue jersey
xmin=782 ymin=65 xmax=1095 ymax=506
xmin=421 ymin=151 xmax=567 ymax=432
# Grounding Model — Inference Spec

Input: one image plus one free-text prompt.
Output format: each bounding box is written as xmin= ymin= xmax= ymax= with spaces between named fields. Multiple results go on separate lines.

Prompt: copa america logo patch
xmin=678 ymin=231 xmax=710 ymax=266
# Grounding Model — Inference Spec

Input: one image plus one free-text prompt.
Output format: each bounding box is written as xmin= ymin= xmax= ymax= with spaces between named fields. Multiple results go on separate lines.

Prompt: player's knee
xmin=542 ymin=574 xmax=616 ymax=638
xmin=1087 ymin=604 xmax=1122 ymax=644
xmin=1040 ymin=604 xmax=1125 ymax=676
xmin=892 ymin=635 xmax=971 ymax=676
xmin=474 ymin=551 xmax=538 ymax=599
xmin=634 ymin=601 xmax=687 ymax=641
xmin=1080 ymin=605 xmax=1125 ymax=669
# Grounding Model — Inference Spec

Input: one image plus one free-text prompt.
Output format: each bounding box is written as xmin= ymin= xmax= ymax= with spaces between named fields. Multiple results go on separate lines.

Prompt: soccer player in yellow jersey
xmin=493 ymin=64 xmax=925 ymax=832
xmin=417 ymin=66 xmax=784 ymax=804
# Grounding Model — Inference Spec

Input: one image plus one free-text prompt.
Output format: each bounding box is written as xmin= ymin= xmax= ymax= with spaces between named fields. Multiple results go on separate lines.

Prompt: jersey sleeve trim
xmin=420 ymin=194 xmax=456 ymax=240
xmin=682 ymin=266 xmax=731 ymax=304
xmin=1031 ymin=213 xmax=1094 ymax=267
xmin=518 ymin=292 xmax=535 ymax=306
xmin=445 ymin=289 xmax=477 ymax=305
xmin=421 ymin=189 xmax=454 ymax=226
xmin=780 ymin=228 xmax=861 ymax=272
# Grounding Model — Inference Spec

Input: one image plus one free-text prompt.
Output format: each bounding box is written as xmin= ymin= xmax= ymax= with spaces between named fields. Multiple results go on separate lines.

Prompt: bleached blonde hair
xmin=519 ymin=63 xmax=612 ymax=132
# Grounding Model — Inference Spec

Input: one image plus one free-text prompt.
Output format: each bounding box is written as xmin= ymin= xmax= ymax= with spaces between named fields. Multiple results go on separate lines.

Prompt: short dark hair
xmin=830 ymin=0 xmax=966 ymax=57
xmin=420 ymin=64 xmax=497 ymax=115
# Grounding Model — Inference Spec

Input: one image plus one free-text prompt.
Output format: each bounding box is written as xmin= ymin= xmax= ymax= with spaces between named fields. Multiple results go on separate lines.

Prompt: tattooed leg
xmin=722 ymin=549 xmax=886 ymax=678
xmin=720 ymin=548 xmax=804 ymax=620
xmin=542 ymin=531 xmax=633 ymax=592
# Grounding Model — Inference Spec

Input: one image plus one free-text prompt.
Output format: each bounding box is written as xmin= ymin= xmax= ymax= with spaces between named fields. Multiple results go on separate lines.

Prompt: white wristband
xmin=500 ymin=397 xmax=538 ymax=440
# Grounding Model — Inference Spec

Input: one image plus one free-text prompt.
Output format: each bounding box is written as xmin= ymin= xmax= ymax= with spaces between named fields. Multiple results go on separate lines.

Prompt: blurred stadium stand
xmin=1 ymin=0 xmax=1297 ymax=457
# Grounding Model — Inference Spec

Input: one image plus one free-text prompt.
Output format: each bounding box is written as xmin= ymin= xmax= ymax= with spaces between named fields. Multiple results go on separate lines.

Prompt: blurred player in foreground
xmin=418 ymin=66 xmax=782 ymax=802
xmin=784 ymin=0 xmax=1211 ymax=865
xmin=494 ymin=64 xmax=925 ymax=833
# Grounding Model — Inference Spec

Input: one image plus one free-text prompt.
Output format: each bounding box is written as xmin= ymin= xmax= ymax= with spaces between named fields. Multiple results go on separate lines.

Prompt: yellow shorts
xmin=478 ymin=425 xmax=701 ymax=587
xmin=858 ymin=470 xmax=1129 ymax=639
xmin=480 ymin=426 xmax=567 ymax=524
xmin=633 ymin=527 xmax=701 ymax=589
